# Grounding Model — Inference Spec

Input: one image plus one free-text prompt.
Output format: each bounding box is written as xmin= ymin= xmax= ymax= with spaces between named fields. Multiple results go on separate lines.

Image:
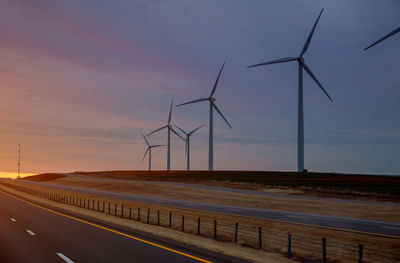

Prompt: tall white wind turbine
xmin=247 ymin=8 xmax=333 ymax=172
xmin=141 ymin=133 xmax=164 ymax=171
xmin=173 ymin=124 xmax=205 ymax=171
xmin=176 ymin=62 xmax=232 ymax=171
xmin=146 ymin=99 xmax=185 ymax=171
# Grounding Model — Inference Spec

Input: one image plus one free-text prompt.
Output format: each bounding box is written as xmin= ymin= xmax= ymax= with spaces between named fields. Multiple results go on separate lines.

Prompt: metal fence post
xmin=169 ymin=212 xmax=172 ymax=228
xmin=214 ymin=220 xmax=217 ymax=239
xmin=235 ymin=223 xmax=238 ymax=243
xmin=92 ymin=200 xmax=94 ymax=210
xmin=197 ymin=218 xmax=200 ymax=235
xmin=157 ymin=210 xmax=160 ymax=225
xmin=129 ymin=208 xmax=132 ymax=220
xmin=147 ymin=209 xmax=150 ymax=224
xmin=121 ymin=205 xmax=124 ymax=218
xmin=258 ymin=227 xmax=262 ymax=249
xmin=103 ymin=201 xmax=105 ymax=213
xmin=114 ymin=204 xmax=117 ymax=216
xmin=138 ymin=208 xmax=141 ymax=221
xmin=108 ymin=202 xmax=110 ymax=214
xmin=322 ymin=237 xmax=326 ymax=263
xmin=288 ymin=233 xmax=292 ymax=258
xmin=182 ymin=215 xmax=184 ymax=232
xmin=97 ymin=201 xmax=99 ymax=211
xmin=358 ymin=244 xmax=363 ymax=263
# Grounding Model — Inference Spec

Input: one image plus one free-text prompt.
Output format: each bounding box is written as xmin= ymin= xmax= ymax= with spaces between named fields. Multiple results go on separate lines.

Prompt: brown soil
xmin=23 ymin=173 xmax=66 ymax=182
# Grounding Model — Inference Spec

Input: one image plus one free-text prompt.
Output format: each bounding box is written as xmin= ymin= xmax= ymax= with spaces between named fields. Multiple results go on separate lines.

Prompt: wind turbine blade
xmin=168 ymin=98 xmax=174 ymax=124
xmin=188 ymin=124 xmax=205 ymax=135
xmin=302 ymin=62 xmax=333 ymax=102
xmin=210 ymin=62 xmax=225 ymax=97
xmin=364 ymin=26 xmax=400 ymax=50
xmin=247 ymin=57 xmax=297 ymax=68
xmin=185 ymin=140 xmax=188 ymax=156
xmin=141 ymin=148 xmax=149 ymax=163
xmin=146 ymin=125 xmax=168 ymax=136
xmin=300 ymin=8 xmax=324 ymax=57
xmin=150 ymin=144 xmax=165 ymax=148
xmin=176 ymin=98 xmax=208 ymax=107
xmin=141 ymin=132 xmax=149 ymax=146
xmin=173 ymin=124 xmax=187 ymax=135
xmin=212 ymin=102 xmax=232 ymax=129
xmin=170 ymin=127 xmax=186 ymax=141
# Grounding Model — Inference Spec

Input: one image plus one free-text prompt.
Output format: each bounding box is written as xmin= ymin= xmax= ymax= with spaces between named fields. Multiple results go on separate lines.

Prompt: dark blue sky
xmin=0 ymin=0 xmax=399 ymax=175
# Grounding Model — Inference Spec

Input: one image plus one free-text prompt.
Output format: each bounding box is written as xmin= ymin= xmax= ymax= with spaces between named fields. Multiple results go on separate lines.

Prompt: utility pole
xmin=18 ymin=143 xmax=21 ymax=179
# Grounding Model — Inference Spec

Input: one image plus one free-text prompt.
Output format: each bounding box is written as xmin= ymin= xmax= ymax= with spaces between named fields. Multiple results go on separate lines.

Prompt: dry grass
xmin=75 ymin=170 xmax=400 ymax=197
xmin=1 ymin=179 xmax=399 ymax=263
xmin=47 ymin=175 xmax=400 ymax=223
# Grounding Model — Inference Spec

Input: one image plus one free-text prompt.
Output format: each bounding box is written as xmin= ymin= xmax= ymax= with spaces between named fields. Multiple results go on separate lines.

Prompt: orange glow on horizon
xmin=0 ymin=172 xmax=37 ymax=179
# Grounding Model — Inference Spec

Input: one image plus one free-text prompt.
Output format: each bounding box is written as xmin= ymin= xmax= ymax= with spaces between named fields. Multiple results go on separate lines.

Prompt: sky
xmin=0 ymin=0 xmax=399 ymax=177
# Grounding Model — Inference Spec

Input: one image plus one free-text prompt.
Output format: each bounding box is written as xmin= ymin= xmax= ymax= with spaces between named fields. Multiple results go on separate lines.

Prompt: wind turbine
xmin=364 ymin=25 xmax=400 ymax=50
xmin=141 ymin=133 xmax=164 ymax=171
xmin=146 ymin=99 xmax=185 ymax=171
xmin=176 ymin=62 xmax=232 ymax=171
xmin=247 ymin=8 xmax=333 ymax=173
xmin=173 ymin=124 xmax=205 ymax=171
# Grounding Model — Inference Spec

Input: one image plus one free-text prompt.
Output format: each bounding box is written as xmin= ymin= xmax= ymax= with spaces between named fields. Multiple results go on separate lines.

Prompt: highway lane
xmin=17 ymin=180 xmax=400 ymax=238
xmin=0 ymin=191 xmax=237 ymax=263
xmin=153 ymin=181 xmax=400 ymax=207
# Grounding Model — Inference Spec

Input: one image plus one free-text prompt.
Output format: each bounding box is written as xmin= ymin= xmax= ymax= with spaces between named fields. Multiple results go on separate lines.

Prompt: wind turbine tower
xmin=146 ymin=99 xmax=185 ymax=171
xmin=173 ymin=124 xmax=204 ymax=171
xmin=176 ymin=62 xmax=232 ymax=171
xmin=248 ymin=9 xmax=333 ymax=172
xmin=141 ymin=133 xmax=164 ymax=171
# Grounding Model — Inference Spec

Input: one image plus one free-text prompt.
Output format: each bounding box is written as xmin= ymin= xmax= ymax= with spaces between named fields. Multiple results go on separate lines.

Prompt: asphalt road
xmin=18 ymin=180 xmax=400 ymax=238
xmin=0 ymin=191 xmax=239 ymax=263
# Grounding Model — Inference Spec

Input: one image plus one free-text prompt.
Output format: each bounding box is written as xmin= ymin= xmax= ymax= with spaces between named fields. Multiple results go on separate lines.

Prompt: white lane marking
xmin=286 ymin=215 xmax=306 ymax=219
xmin=10 ymin=218 xmax=16 ymax=222
xmin=26 ymin=230 xmax=35 ymax=236
xmin=227 ymin=208 xmax=240 ymax=212
xmin=382 ymin=226 xmax=400 ymax=230
xmin=57 ymin=253 xmax=74 ymax=263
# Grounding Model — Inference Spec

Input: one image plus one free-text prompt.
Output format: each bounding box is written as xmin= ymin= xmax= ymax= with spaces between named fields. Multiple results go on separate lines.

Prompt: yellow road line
xmin=0 ymin=190 xmax=213 ymax=263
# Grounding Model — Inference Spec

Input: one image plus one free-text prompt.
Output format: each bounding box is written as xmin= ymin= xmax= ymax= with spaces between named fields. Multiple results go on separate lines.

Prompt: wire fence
xmin=1 ymin=181 xmax=399 ymax=263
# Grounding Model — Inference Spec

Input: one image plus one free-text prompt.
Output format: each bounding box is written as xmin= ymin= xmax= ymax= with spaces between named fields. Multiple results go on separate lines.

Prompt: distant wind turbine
xmin=141 ymin=133 xmax=164 ymax=171
xmin=176 ymin=62 xmax=232 ymax=171
xmin=173 ymin=124 xmax=205 ymax=171
xmin=247 ymin=8 xmax=333 ymax=173
xmin=146 ymin=99 xmax=185 ymax=171
xmin=364 ymin=25 xmax=400 ymax=50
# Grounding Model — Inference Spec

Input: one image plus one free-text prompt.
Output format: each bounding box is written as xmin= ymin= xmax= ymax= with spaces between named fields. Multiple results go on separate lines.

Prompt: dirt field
xmin=28 ymin=174 xmax=400 ymax=223
xmin=1 ymin=179 xmax=399 ymax=263
xmin=64 ymin=170 xmax=400 ymax=197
